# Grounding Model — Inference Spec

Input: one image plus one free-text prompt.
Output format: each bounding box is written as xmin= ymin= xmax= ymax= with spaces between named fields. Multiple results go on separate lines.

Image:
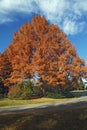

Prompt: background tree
xmin=0 ymin=51 xmax=12 ymax=97
xmin=0 ymin=51 xmax=12 ymax=87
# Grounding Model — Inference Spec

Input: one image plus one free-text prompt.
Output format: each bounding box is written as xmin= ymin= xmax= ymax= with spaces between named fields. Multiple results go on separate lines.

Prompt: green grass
xmin=0 ymin=107 xmax=87 ymax=130
xmin=0 ymin=98 xmax=69 ymax=108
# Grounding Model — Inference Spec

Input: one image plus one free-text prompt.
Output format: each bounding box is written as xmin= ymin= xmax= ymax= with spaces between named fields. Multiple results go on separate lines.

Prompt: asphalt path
xmin=0 ymin=96 xmax=87 ymax=115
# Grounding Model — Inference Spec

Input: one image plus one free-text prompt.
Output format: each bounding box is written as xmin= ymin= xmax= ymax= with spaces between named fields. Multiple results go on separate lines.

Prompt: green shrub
xmin=0 ymin=94 xmax=4 ymax=99
xmin=0 ymin=82 xmax=8 ymax=99
xmin=21 ymin=80 xmax=34 ymax=99
xmin=71 ymin=92 xmax=81 ymax=97
xmin=63 ymin=91 xmax=74 ymax=98
xmin=33 ymin=86 xmax=41 ymax=96
xmin=45 ymin=92 xmax=65 ymax=99
xmin=8 ymin=80 xmax=34 ymax=100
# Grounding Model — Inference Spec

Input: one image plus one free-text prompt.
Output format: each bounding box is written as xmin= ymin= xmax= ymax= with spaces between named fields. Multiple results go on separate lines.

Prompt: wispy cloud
xmin=0 ymin=0 xmax=87 ymax=35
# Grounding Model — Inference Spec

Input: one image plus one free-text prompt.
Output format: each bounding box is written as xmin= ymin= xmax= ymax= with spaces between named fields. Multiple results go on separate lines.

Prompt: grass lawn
xmin=0 ymin=98 xmax=70 ymax=108
xmin=1 ymin=90 xmax=87 ymax=108
xmin=0 ymin=106 xmax=87 ymax=130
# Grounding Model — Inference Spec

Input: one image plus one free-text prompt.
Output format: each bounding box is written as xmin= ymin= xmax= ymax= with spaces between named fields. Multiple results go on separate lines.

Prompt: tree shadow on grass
xmin=1 ymin=102 xmax=87 ymax=130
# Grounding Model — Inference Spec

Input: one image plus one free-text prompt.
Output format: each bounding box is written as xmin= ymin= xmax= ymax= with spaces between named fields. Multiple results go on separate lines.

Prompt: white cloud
xmin=73 ymin=0 xmax=87 ymax=15
xmin=63 ymin=19 xmax=85 ymax=35
xmin=63 ymin=20 xmax=78 ymax=35
xmin=0 ymin=0 xmax=35 ymax=13
xmin=37 ymin=0 xmax=68 ymax=20
xmin=0 ymin=0 xmax=87 ymax=35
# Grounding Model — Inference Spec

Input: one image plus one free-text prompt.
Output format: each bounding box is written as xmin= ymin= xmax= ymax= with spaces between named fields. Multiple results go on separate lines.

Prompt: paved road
xmin=0 ymin=96 xmax=87 ymax=115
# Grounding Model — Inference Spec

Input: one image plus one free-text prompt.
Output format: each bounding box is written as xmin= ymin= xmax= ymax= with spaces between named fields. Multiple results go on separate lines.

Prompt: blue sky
xmin=0 ymin=0 xmax=87 ymax=63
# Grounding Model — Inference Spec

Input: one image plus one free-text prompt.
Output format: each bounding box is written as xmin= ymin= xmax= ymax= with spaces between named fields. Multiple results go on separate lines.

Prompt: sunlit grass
xmin=0 ymin=97 xmax=70 ymax=108
xmin=1 ymin=90 xmax=86 ymax=108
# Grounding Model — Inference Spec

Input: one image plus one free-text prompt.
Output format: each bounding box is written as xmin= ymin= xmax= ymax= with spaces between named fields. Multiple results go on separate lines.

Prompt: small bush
xmin=63 ymin=91 xmax=74 ymax=98
xmin=33 ymin=86 xmax=41 ymax=96
xmin=8 ymin=84 xmax=22 ymax=99
xmin=8 ymin=80 xmax=34 ymax=100
xmin=46 ymin=92 xmax=65 ymax=99
xmin=21 ymin=80 xmax=34 ymax=99
xmin=0 ymin=94 xmax=4 ymax=99
xmin=71 ymin=92 xmax=81 ymax=97
xmin=0 ymin=93 xmax=7 ymax=99
xmin=0 ymin=82 xmax=8 ymax=99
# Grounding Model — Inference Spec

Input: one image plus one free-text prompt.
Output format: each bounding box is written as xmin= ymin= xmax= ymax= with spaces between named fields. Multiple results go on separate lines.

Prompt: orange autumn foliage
xmin=0 ymin=51 xmax=12 ymax=86
xmin=0 ymin=15 xmax=87 ymax=87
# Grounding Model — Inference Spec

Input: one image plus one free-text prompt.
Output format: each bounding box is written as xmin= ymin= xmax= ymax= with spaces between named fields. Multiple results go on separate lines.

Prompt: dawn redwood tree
xmin=0 ymin=51 xmax=12 ymax=89
xmin=6 ymin=15 xmax=87 ymax=89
